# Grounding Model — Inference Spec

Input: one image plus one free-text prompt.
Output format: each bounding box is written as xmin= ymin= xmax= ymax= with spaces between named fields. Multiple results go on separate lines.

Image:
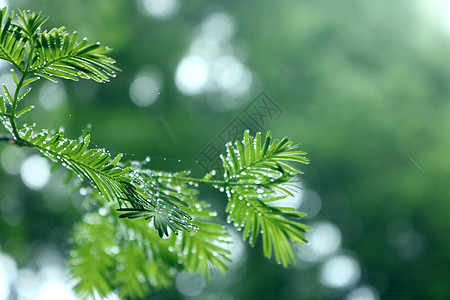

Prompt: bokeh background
xmin=1 ymin=0 xmax=449 ymax=299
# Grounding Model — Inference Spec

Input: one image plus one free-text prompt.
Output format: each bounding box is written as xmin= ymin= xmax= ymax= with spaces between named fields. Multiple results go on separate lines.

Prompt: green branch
xmin=0 ymin=7 xmax=313 ymax=299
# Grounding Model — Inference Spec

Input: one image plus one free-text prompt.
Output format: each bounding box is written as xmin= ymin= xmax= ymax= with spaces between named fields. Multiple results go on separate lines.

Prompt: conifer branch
xmin=0 ymin=7 xmax=313 ymax=299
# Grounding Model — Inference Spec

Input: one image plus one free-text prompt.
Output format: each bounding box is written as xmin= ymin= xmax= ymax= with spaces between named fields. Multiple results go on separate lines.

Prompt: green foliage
xmin=222 ymin=131 xmax=310 ymax=266
xmin=71 ymin=174 xmax=230 ymax=298
xmin=0 ymin=7 xmax=119 ymax=82
xmin=0 ymin=7 xmax=311 ymax=299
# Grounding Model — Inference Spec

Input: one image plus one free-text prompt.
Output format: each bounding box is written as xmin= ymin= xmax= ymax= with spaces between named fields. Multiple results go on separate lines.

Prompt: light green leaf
xmin=0 ymin=95 xmax=5 ymax=113
xmin=16 ymin=105 xmax=33 ymax=117
xmin=221 ymin=130 xmax=310 ymax=266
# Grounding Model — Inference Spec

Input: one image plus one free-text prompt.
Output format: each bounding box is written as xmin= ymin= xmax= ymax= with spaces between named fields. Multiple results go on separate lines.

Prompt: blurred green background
xmin=1 ymin=0 xmax=449 ymax=299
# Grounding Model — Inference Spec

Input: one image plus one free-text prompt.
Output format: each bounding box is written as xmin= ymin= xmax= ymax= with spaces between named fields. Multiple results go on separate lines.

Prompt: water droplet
xmin=79 ymin=187 xmax=89 ymax=196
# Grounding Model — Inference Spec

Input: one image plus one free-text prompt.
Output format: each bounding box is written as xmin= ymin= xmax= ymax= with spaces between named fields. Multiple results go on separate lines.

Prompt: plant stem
xmin=8 ymin=71 xmax=30 ymax=140
xmin=7 ymin=39 xmax=35 ymax=142
xmin=179 ymin=176 xmax=229 ymax=187
xmin=156 ymin=174 xmax=228 ymax=187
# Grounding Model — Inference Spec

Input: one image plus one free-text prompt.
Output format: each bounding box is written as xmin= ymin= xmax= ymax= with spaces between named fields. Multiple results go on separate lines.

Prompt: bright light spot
xmin=139 ymin=0 xmax=180 ymax=19
xmin=299 ymin=190 xmax=322 ymax=218
xmin=0 ymin=73 xmax=14 ymax=92
xmin=418 ymin=0 xmax=450 ymax=33
xmin=346 ymin=286 xmax=379 ymax=300
xmin=39 ymin=82 xmax=66 ymax=110
xmin=175 ymin=55 xmax=209 ymax=95
xmin=0 ymin=1 xmax=8 ymax=11
xmin=37 ymin=280 xmax=76 ymax=300
xmin=320 ymin=255 xmax=361 ymax=289
xmin=176 ymin=272 xmax=206 ymax=297
xmin=1 ymin=145 xmax=25 ymax=175
xmin=212 ymin=55 xmax=252 ymax=96
xmin=102 ymin=293 xmax=121 ymax=300
xmin=14 ymin=268 xmax=41 ymax=299
xmin=0 ymin=253 xmax=17 ymax=300
xmin=2 ymin=250 xmax=77 ymax=300
xmin=269 ymin=180 xmax=303 ymax=209
xmin=190 ymin=37 xmax=223 ymax=61
xmin=174 ymin=11 xmax=253 ymax=105
xmin=226 ymin=227 xmax=246 ymax=267
xmin=0 ymin=272 xmax=8 ymax=300
xmin=298 ymin=221 xmax=341 ymax=262
xmin=129 ymin=72 xmax=161 ymax=107
xmin=20 ymin=155 xmax=51 ymax=190
xmin=201 ymin=12 xmax=236 ymax=41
